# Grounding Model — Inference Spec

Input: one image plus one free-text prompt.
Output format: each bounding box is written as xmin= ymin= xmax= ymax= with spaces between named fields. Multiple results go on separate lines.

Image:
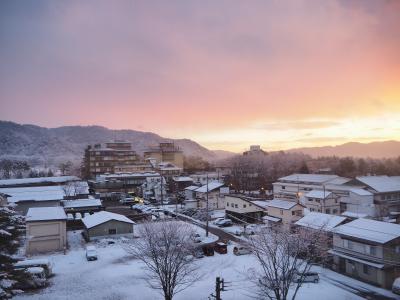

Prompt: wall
xmin=26 ymin=220 xmax=66 ymax=255
xmin=87 ymin=220 xmax=133 ymax=238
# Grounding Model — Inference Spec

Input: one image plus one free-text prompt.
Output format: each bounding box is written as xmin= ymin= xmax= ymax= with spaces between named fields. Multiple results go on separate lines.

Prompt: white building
xmin=190 ymin=173 xmax=222 ymax=186
xmin=195 ymin=181 xmax=228 ymax=210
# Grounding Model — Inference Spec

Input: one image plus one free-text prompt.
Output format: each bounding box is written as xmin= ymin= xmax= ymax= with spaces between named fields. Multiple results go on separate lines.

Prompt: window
xmin=333 ymin=209 xmax=338 ymax=214
xmin=235 ymin=204 xmax=238 ymax=208
xmin=396 ymin=246 xmax=400 ymax=254
xmin=280 ymin=209 xmax=283 ymax=215
xmin=108 ymin=229 xmax=117 ymax=235
xmin=363 ymin=265 xmax=369 ymax=274
xmin=226 ymin=202 xmax=229 ymax=207
xmin=325 ymin=208 xmax=330 ymax=214
xmin=282 ymin=186 xmax=286 ymax=190
xmin=291 ymin=211 xmax=295 ymax=216
xmin=369 ymin=246 xmax=376 ymax=256
xmin=243 ymin=204 xmax=247 ymax=208
xmin=231 ymin=203 xmax=234 ymax=207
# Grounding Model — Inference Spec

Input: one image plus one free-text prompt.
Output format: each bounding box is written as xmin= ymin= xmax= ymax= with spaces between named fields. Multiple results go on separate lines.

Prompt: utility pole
xmin=160 ymin=174 xmax=164 ymax=208
xmin=210 ymin=277 xmax=228 ymax=300
xmin=206 ymin=172 xmax=209 ymax=237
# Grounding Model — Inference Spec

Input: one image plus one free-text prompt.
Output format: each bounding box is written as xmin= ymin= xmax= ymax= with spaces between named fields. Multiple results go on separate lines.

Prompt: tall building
xmin=143 ymin=142 xmax=184 ymax=168
xmin=243 ymin=145 xmax=267 ymax=156
xmin=84 ymin=141 xmax=139 ymax=178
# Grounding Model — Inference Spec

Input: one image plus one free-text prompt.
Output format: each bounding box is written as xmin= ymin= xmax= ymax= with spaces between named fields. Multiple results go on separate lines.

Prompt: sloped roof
xmin=0 ymin=186 xmax=65 ymax=203
xmin=278 ymin=174 xmax=339 ymax=184
xmin=356 ymin=176 xmax=400 ymax=193
xmin=62 ymin=199 xmax=102 ymax=209
xmin=0 ymin=176 xmax=80 ymax=187
xmin=195 ymin=181 xmax=224 ymax=193
xmin=333 ymin=218 xmax=400 ymax=244
xmin=184 ymin=185 xmax=200 ymax=191
xmin=305 ymin=190 xmax=332 ymax=199
xmin=267 ymin=199 xmax=300 ymax=210
xmin=82 ymin=211 xmax=135 ymax=229
xmin=295 ymin=212 xmax=346 ymax=231
xmin=26 ymin=207 xmax=67 ymax=222
xmin=173 ymin=176 xmax=193 ymax=182
xmin=349 ymin=188 xmax=373 ymax=196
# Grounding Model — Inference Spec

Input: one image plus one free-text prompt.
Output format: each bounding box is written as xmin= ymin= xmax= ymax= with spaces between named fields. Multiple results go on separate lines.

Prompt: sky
xmin=0 ymin=0 xmax=399 ymax=152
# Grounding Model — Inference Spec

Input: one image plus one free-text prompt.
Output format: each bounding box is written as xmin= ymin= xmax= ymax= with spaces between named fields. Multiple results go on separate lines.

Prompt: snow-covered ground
xmin=14 ymin=230 xmax=399 ymax=300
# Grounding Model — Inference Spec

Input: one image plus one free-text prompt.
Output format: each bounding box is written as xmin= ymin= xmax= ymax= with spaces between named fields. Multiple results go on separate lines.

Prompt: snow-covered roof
xmin=278 ymin=174 xmax=340 ymax=184
xmin=0 ymin=176 xmax=80 ymax=187
xmin=0 ymin=186 xmax=65 ymax=203
xmin=184 ymin=185 xmax=200 ymax=191
xmin=305 ymin=190 xmax=332 ymax=199
xmin=82 ymin=211 xmax=135 ymax=229
xmin=356 ymin=176 xmax=400 ymax=193
xmin=263 ymin=215 xmax=281 ymax=222
xmin=295 ymin=212 xmax=347 ymax=231
xmin=250 ymin=200 xmax=270 ymax=209
xmin=195 ymin=181 xmax=224 ymax=193
xmin=333 ymin=218 xmax=400 ymax=244
xmin=267 ymin=199 xmax=300 ymax=210
xmin=173 ymin=176 xmax=193 ymax=182
xmin=341 ymin=211 xmax=369 ymax=219
xmin=62 ymin=199 xmax=102 ymax=209
xmin=26 ymin=207 xmax=67 ymax=222
xmin=349 ymin=188 xmax=373 ymax=196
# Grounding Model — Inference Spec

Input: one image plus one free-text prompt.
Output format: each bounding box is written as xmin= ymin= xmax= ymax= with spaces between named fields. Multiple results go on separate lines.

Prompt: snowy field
xmin=15 ymin=230 xmax=399 ymax=300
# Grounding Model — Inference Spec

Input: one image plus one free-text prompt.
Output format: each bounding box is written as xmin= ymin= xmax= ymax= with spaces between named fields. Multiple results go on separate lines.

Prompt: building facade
xmin=84 ymin=141 xmax=139 ymax=178
xmin=143 ymin=142 xmax=184 ymax=169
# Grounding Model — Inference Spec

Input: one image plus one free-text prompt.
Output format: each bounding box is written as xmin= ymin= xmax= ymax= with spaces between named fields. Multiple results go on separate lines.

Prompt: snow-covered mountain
xmin=0 ymin=121 xmax=235 ymax=166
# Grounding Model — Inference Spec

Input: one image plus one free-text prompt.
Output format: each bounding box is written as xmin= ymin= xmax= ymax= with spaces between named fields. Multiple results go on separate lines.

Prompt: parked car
xmin=213 ymin=217 xmax=225 ymax=225
xmin=216 ymin=219 xmax=233 ymax=227
xmin=393 ymin=277 xmax=400 ymax=295
xmin=86 ymin=246 xmax=98 ymax=261
xmin=293 ymin=272 xmax=319 ymax=283
xmin=14 ymin=259 xmax=53 ymax=278
xmin=119 ymin=197 xmax=136 ymax=205
xmin=214 ymin=242 xmax=228 ymax=254
xmin=233 ymin=246 xmax=251 ymax=256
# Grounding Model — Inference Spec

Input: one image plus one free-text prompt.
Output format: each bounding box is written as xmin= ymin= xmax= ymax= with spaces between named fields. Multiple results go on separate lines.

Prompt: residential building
xmin=349 ymin=176 xmax=400 ymax=218
xmin=190 ymin=173 xmax=221 ymax=185
xmin=273 ymin=173 xmax=351 ymax=201
xmin=25 ymin=207 xmax=67 ymax=255
xmin=224 ymin=195 xmax=267 ymax=222
xmin=330 ymin=219 xmax=400 ymax=289
xmin=264 ymin=199 xmax=304 ymax=231
xmin=62 ymin=199 xmax=103 ymax=217
xmin=113 ymin=162 xmax=154 ymax=173
xmin=143 ymin=142 xmax=184 ymax=169
xmin=142 ymin=175 xmax=166 ymax=202
xmin=92 ymin=172 xmax=161 ymax=198
xmin=82 ymin=211 xmax=135 ymax=240
xmin=183 ymin=185 xmax=200 ymax=209
xmin=0 ymin=185 xmax=66 ymax=215
xmin=157 ymin=162 xmax=182 ymax=180
xmin=195 ymin=181 xmax=229 ymax=210
xmin=304 ymin=190 xmax=340 ymax=215
xmin=84 ymin=140 xmax=140 ymax=178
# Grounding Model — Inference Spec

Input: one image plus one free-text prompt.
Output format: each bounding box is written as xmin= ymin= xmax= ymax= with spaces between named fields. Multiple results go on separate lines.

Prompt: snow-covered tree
xmin=0 ymin=206 xmax=26 ymax=297
xmin=124 ymin=221 xmax=200 ymax=300
xmin=247 ymin=227 xmax=328 ymax=300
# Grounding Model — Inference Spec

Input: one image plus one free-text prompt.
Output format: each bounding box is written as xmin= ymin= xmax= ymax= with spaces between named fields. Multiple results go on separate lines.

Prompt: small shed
xmin=26 ymin=207 xmax=67 ymax=255
xmin=82 ymin=211 xmax=135 ymax=240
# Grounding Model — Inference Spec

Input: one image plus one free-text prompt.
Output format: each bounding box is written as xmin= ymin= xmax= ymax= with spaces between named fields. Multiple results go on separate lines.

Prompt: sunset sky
xmin=1 ymin=0 xmax=399 ymax=152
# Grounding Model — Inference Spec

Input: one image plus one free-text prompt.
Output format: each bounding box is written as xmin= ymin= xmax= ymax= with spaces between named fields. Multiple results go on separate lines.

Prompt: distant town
xmin=1 ymin=141 xmax=399 ymax=299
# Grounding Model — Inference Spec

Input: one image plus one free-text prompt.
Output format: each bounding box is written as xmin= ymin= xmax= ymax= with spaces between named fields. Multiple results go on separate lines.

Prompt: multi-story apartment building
xmin=349 ymin=176 xmax=400 ymax=218
xmin=304 ymin=190 xmax=340 ymax=215
xmin=264 ymin=199 xmax=304 ymax=231
xmin=329 ymin=219 xmax=400 ymax=289
xmin=143 ymin=142 xmax=184 ymax=169
xmin=84 ymin=141 xmax=139 ymax=178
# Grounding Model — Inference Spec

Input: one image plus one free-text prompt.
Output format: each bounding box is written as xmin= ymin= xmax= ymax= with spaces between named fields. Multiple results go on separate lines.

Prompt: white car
xmin=233 ymin=246 xmax=251 ymax=256
xmin=393 ymin=277 xmax=400 ymax=295
xmin=213 ymin=217 xmax=225 ymax=225
xmin=216 ymin=219 xmax=233 ymax=227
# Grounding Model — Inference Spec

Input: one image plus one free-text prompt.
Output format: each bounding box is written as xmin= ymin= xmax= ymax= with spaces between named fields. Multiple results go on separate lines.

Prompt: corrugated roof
xmin=0 ymin=186 xmax=65 ymax=203
xmin=333 ymin=218 xmax=400 ymax=244
xmin=0 ymin=176 xmax=80 ymax=187
xmin=195 ymin=181 xmax=224 ymax=193
xmin=26 ymin=207 xmax=67 ymax=222
xmin=267 ymin=199 xmax=299 ymax=210
xmin=82 ymin=211 xmax=135 ymax=229
xmin=295 ymin=212 xmax=346 ymax=231
xmin=278 ymin=174 xmax=339 ymax=184
xmin=305 ymin=190 xmax=332 ymax=199
xmin=62 ymin=199 xmax=102 ymax=209
xmin=356 ymin=176 xmax=400 ymax=193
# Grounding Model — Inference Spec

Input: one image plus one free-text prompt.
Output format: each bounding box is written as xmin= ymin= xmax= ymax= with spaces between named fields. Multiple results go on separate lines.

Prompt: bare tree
xmin=124 ymin=220 xmax=200 ymax=300
xmin=247 ymin=227 xmax=328 ymax=300
xmin=62 ymin=181 xmax=86 ymax=198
